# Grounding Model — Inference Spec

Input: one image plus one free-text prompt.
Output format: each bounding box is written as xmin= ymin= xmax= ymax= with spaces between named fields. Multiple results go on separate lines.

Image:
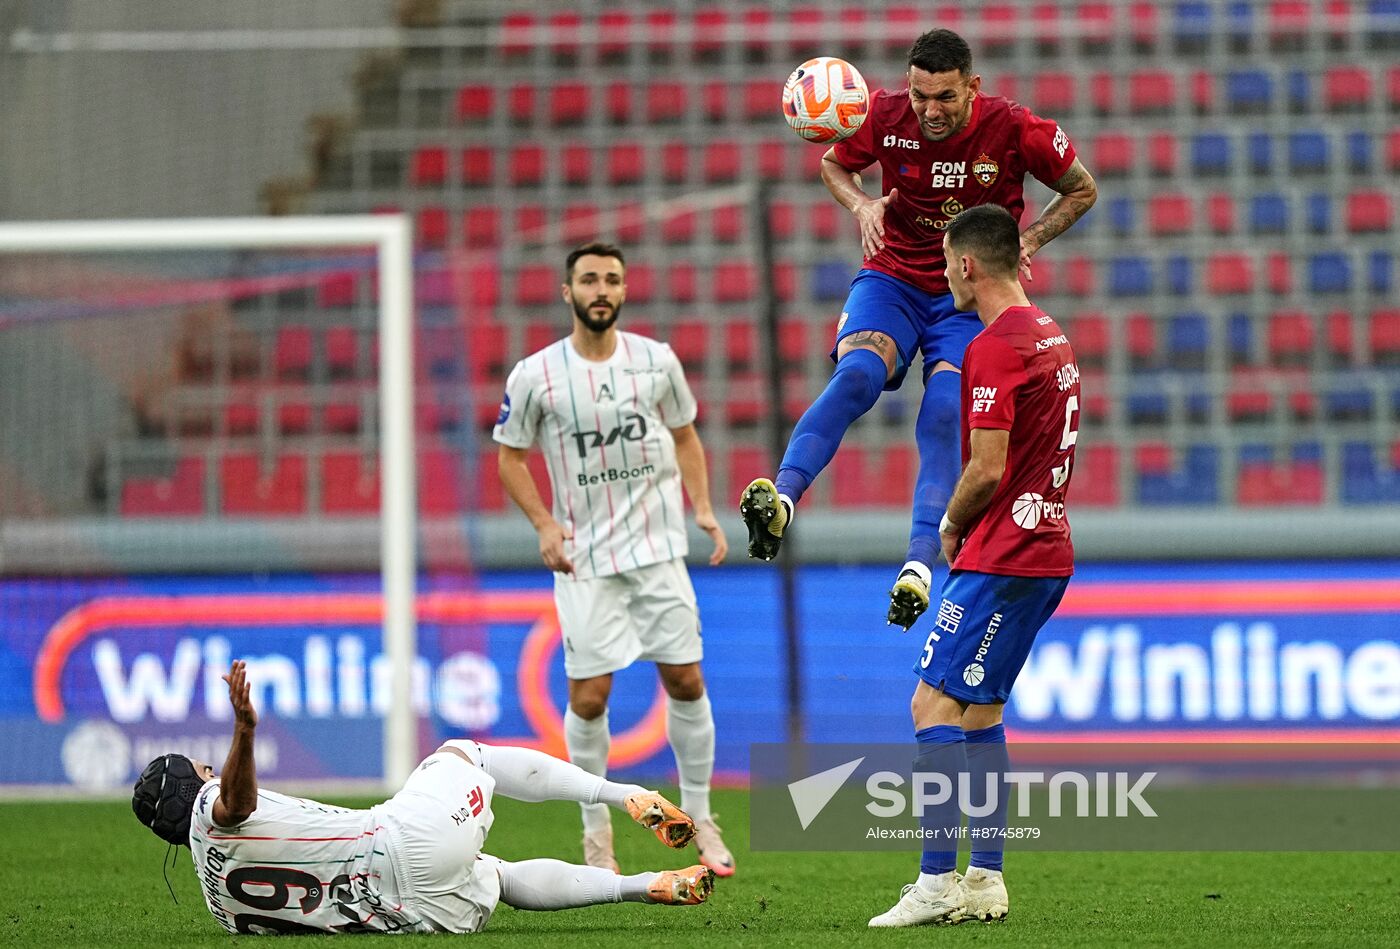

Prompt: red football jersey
xmin=831 ymin=90 xmax=1076 ymax=295
xmin=952 ymin=305 xmax=1078 ymax=577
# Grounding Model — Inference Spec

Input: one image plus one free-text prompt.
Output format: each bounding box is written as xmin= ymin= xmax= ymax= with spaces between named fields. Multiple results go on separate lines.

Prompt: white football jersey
xmin=189 ymin=784 xmax=426 ymax=935
xmin=493 ymin=332 xmax=698 ymax=580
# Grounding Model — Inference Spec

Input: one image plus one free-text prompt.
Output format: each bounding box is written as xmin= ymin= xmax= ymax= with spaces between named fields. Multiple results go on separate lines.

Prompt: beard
xmin=572 ymin=296 xmax=621 ymax=334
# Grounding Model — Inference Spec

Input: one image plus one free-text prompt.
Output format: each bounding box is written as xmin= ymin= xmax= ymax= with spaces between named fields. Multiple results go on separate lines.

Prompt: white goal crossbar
xmin=0 ymin=215 xmax=420 ymax=789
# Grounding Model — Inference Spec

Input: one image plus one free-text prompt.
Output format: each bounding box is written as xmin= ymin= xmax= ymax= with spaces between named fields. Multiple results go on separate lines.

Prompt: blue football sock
xmin=914 ymin=723 xmax=967 ymax=876
xmin=907 ymin=369 xmax=962 ymax=568
xmin=965 ymin=723 xmax=1009 ymax=872
xmin=774 ymin=347 xmax=886 ymax=505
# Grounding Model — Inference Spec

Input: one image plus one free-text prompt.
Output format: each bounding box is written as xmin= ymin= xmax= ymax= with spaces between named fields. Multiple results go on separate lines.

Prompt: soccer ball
xmin=781 ymin=56 xmax=870 ymax=144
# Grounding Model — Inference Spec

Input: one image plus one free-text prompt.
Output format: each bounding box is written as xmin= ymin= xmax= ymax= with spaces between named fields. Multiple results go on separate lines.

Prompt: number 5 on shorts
xmin=919 ymin=628 xmax=940 ymax=669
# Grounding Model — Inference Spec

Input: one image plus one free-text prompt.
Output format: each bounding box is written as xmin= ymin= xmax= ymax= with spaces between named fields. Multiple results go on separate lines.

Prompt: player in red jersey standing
xmin=869 ymin=206 xmax=1078 ymax=927
xmin=740 ymin=29 xmax=1095 ymax=629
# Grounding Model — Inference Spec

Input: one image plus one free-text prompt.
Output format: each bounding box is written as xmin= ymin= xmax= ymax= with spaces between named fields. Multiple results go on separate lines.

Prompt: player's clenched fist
xmin=221 ymin=659 xmax=258 ymax=731
xmin=854 ymin=187 xmax=898 ymax=259
xmin=537 ymin=520 xmax=575 ymax=575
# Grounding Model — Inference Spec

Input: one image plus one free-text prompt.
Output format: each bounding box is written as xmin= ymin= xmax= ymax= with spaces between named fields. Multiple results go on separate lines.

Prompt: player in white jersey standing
xmin=132 ymin=660 xmax=716 ymax=936
xmin=495 ymin=242 xmax=734 ymax=877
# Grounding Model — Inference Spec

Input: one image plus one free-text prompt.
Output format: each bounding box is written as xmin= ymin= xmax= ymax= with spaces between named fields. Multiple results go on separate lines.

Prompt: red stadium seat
xmin=1129 ymin=1 xmax=1159 ymax=48
xmin=1126 ymin=312 xmax=1157 ymax=366
xmin=693 ymin=7 xmax=729 ymax=60
xmin=1206 ymin=253 xmax=1256 ymax=294
xmin=597 ymin=10 xmax=633 ymax=61
xmin=726 ymin=444 xmax=772 ymax=501
xmin=661 ymin=208 xmax=697 ymax=244
xmin=660 ymin=142 xmax=689 ymax=184
xmin=810 ymin=201 xmax=842 ymax=240
xmin=769 ymin=200 xmax=798 ymax=241
xmin=1206 ymin=193 xmax=1237 ymax=234
xmin=1088 ymin=72 xmax=1116 ymax=114
xmin=830 ymin=445 xmax=872 ymax=507
xmin=464 ymin=207 xmax=499 ymax=247
xmin=883 ymin=6 xmax=921 ymax=56
xmin=1077 ymin=2 xmax=1116 ymax=50
xmin=324 ymin=399 xmax=362 ymax=436
xmin=523 ymin=321 xmax=558 ymax=357
xmin=1134 ymin=441 xmax=1173 ymax=476
xmin=462 ymin=146 xmax=493 ymax=188
xmin=508 ymin=145 xmax=545 ymax=187
xmin=1387 ymin=130 xmax=1400 ymax=172
xmin=1238 ymin=459 xmax=1324 ymax=505
xmin=223 ymin=397 xmax=258 ymax=437
xmin=837 ymin=6 xmax=869 ymax=58
xmin=560 ymin=142 xmax=592 ymax=186
xmin=1146 ymin=132 xmax=1178 ymax=174
xmin=1147 ymin=194 xmax=1192 ymax=235
xmin=1065 ymin=257 xmax=1097 ymax=296
xmin=463 ymin=264 xmax=498 ymax=310
xmin=500 ymin=13 xmax=536 ymax=60
xmin=1345 ymin=190 xmax=1394 ymax=232
xmin=604 ymin=82 xmax=633 ymax=123
xmin=1267 ymin=310 xmax=1314 ymax=365
xmin=645 ymin=81 xmax=687 ymax=123
xmin=712 ymin=205 xmax=745 ymax=243
xmin=725 ymin=373 xmax=763 ymax=427
xmin=277 ymin=399 xmax=311 ymax=436
xmin=715 ymin=260 xmax=757 ymax=302
xmin=562 ymin=202 xmax=600 ymax=242
xmin=774 ymin=261 xmax=798 ymax=302
xmin=274 ymin=326 xmax=313 ymax=380
xmin=1031 ymin=3 xmax=1064 ymax=52
xmin=322 ymin=452 xmax=379 ymax=515
xmin=455 ymin=84 xmax=494 ymax=124
xmin=1127 ymin=70 xmax=1176 ymax=114
xmin=324 ymin=326 xmax=359 ymax=379
xmin=1068 ymin=311 xmax=1110 ymax=366
xmin=1029 ymin=72 xmax=1077 ymax=114
xmin=624 ymin=263 xmax=656 ymax=304
xmin=549 ymin=82 xmax=589 ymax=126
xmin=1074 ymin=444 xmax=1119 ymax=506
xmin=515 ymin=205 xmax=546 ymax=246
xmin=121 ymin=456 xmax=207 ymax=516
xmin=605 ymin=142 xmax=645 ymax=186
xmin=614 ymin=202 xmax=646 ymax=244
xmin=788 ymin=5 xmax=827 ymax=58
xmin=419 ymin=447 xmax=462 ymax=515
xmin=221 ymin=453 xmax=307 ymax=516
xmin=1226 ymin=368 xmax=1277 ymax=420
xmin=1190 ymin=70 xmax=1216 ymax=113
xmin=1268 ymin=1 xmax=1313 ymax=49
xmin=1326 ymin=310 xmax=1356 ymax=365
xmin=667 ymin=263 xmax=698 ymax=304
xmin=754 ymin=140 xmax=787 ymax=182
xmin=506 ymin=83 xmax=536 ymax=124
xmin=669 ymin=320 xmax=708 ymax=369
xmin=514 ymin=264 xmax=556 ymax=306
xmin=1371 ymin=309 xmax=1400 ymax=364
xmin=701 ymin=81 xmax=729 ymax=123
xmin=547 ymin=12 xmax=582 ymax=61
xmin=644 ymin=9 xmax=677 ymax=60
xmin=743 ymin=7 xmax=776 ymax=57
xmin=416 ymin=207 xmax=448 ymax=248
xmin=979 ymin=5 xmax=1019 ymax=55
xmin=743 ymin=79 xmax=783 ymax=121
xmin=1091 ymin=132 xmax=1135 ymax=176
xmin=702 ymin=141 xmax=742 ymax=184
xmin=725 ymin=321 xmax=758 ymax=366
xmin=1388 ymin=66 xmax=1400 ymax=109
xmin=410 ymin=146 xmax=447 ymax=187
xmin=1322 ymin=66 xmax=1373 ymax=110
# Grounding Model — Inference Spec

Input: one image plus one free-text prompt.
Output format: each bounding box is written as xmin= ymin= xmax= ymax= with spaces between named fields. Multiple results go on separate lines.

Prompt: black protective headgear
xmin=131 ymin=754 xmax=203 ymax=846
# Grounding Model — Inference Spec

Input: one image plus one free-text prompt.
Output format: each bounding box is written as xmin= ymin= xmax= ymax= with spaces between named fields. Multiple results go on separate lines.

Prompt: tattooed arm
xmin=1019 ymin=158 xmax=1098 ymax=279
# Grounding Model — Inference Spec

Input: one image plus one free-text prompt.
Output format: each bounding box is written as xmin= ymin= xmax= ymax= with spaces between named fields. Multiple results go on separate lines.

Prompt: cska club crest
xmin=972 ymin=153 xmax=1000 ymax=187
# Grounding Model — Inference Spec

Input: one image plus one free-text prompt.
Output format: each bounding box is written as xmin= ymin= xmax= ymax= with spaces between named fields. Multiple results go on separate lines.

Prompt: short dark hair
xmin=564 ymin=241 xmax=625 ymax=281
xmin=945 ymin=205 xmax=1021 ymax=277
xmin=907 ymin=28 xmax=972 ymax=76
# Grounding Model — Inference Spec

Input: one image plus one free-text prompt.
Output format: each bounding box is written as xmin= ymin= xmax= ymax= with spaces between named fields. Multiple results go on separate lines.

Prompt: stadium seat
xmin=1268 ymin=310 xmax=1314 ymax=365
xmin=669 ymin=320 xmax=708 ymax=369
xmin=597 ymin=10 xmax=633 ymax=62
xmin=419 ymin=447 xmax=463 ymax=515
xmin=1030 ymin=72 xmax=1076 ymax=114
xmin=1309 ymin=253 xmax=1353 ymax=293
xmin=1030 ymin=2 xmax=1064 ymax=54
xmin=547 ymin=11 xmax=582 ymax=61
xmin=1206 ymin=253 xmax=1255 ymax=294
xmin=667 ymin=262 xmax=698 ymax=304
xmin=1370 ymin=250 xmax=1396 ymax=292
xmin=1190 ymin=70 xmax=1216 ymax=113
xmin=1206 ymin=193 xmax=1237 ymax=234
xmin=742 ymin=79 xmax=782 ymax=122
xmin=455 ymin=84 xmax=494 ymax=124
xmin=1389 ymin=65 xmax=1400 ymax=108
xmin=603 ymin=82 xmax=633 ymax=123
xmin=660 ymin=141 xmax=689 ymax=184
xmin=514 ymin=264 xmax=556 ymax=307
xmin=1304 ymin=192 xmax=1332 ymax=234
xmin=1249 ymin=192 xmax=1290 ymax=234
xmin=702 ymin=141 xmax=742 ymax=184
xmin=1108 ymin=255 xmax=1152 ymax=296
xmin=221 ymin=453 xmax=307 ymax=516
xmin=274 ymin=326 xmax=313 ymax=381
xmin=1146 ymin=132 xmax=1178 ymax=175
xmin=693 ymin=7 xmax=730 ymax=61
xmin=1371 ymin=309 xmax=1400 ymax=364
xmin=1323 ymin=65 xmax=1374 ymax=109
xmin=604 ymin=142 xmax=644 ymax=187
xmin=562 ymin=197 xmax=602 ymax=238
xmin=836 ymin=6 xmax=869 ymax=59
xmin=121 ymin=456 xmax=206 ymax=516
xmin=661 ymin=208 xmax=696 ymax=244
xmin=1236 ymin=445 xmax=1325 ymax=505
xmin=1074 ymin=444 xmax=1120 ymax=506
xmin=1286 ymin=69 xmax=1313 ymax=112
xmin=549 ymin=82 xmax=589 ymax=126
xmin=1129 ymin=1 xmax=1160 ymax=49
xmin=623 ymin=263 xmax=656 ymax=305
xmin=714 ymin=260 xmax=756 ymax=302
xmin=1128 ymin=70 xmax=1176 ymax=114
xmin=1268 ymin=1 xmax=1312 ymax=50
xmin=1167 ymin=313 xmax=1210 ymax=370
xmin=700 ymin=81 xmax=728 ymax=123
xmin=523 ymin=321 xmax=559 ymax=358
xmin=711 ymin=205 xmax=746 ymax=243
xmin=724 ymin=372 xmax=763 ymax=427
xmin=321 ymin=452 xmax=378 ymax=515
xmin=1067 ymin=311 xmax=1109 ymax=367
xmin=560 ymin=143 xmax=592 ymax=186
xmin=508 ymin=145 xmax=545 ymax=187
xmin=1190 ymin=133 xmax=1233 ymax=175
xmin=813 ymin=260 xmax=853 ymax=301
xmin=1289 ymin=131 xmax=1331 ymax=173
xmin=416 ymin=207 xmax=448 ymax=249
xmin=1325 ymin=371 xmax=1376 ymax=420
xmin=788 ymin=5 xmax=827 ymax=58
xmin=1077 ymin=2 xmax=1116 ymax=52
xmin=463 ymin=207 xmax=499 ymax=248
xmin=809 ymin=201 xmax=842 ymax=241
xmin=1346 ymin=189 xmax=1394 ymax=232
xmin=1367 ymin=0 xmax=1400 ymax=49
xmin=1226 ymin=313 xmax=1254 ymax=365
xmin=1173 ymin=1 xmax=1213 ymax=52
xmin=645 ymin=81 xmax=687 ymax=124
xmin=1163 ymin=251 xmax=1194 ymax=293
xmin=1136 ymin=443 xmax=1220 ymax=504
xmin=409 ymin=146 xmax=447 ymax=187
xmin=614 ymin=202 xmax=646 ymax=244
xmin=505 ymin=83 xmax=536 ymax=124
xmin=1246 ymin=132 xmax=1274 ymax=174
xmin=1224 ymin=70 xmax=1273 ymax=113
xmin=1147 ymin=194 xmax=1192 ymax=235
xmin=1088 ymin=72 xmax=1116 ymax=115
xmin=1091 ymin=132 xmax=1135 ymax=176
xmin=1126 ymin=312 xmax=1158 ymax=368
xmin=644 ymin=9 xmax=677 ymax=60
xmin=769 ymin=200 xmax=797 ymax=241
xmin=726 ymin=443 xmax=772 ymax=502
xmin=1105 ymin=196 xmax=1136 ymax=237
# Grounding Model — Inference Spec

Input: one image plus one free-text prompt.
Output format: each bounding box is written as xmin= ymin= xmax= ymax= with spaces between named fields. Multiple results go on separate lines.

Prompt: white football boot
xmin=959 ymin=866 xmax=1009 ymax=921
xmin=868 ymin=872 xmax=967 ymax=927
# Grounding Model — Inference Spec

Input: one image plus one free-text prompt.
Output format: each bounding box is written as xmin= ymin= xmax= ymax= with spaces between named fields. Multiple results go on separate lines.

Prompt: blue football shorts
xmin=830 ymin=269 xmax=983 ymax=390
xmin=913 ymin=570 xmax=1071 ymax=704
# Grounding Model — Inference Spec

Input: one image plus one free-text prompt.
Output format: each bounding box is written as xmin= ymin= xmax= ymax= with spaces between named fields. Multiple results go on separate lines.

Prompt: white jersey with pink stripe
xmin=189 ymin=785 xmax=424 ymax=935
xmin=493 ymin=332 xmax=698 ymax=580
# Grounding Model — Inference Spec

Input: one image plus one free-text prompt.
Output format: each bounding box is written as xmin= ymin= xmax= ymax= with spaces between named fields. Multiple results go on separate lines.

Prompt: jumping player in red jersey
xmin=131 ymin=661 xmax=716 ymax=936
xmin=740 ymin=29 xmax=1096 ymax=630
xmin=868 ymin=205 xmax=1078 ymax=928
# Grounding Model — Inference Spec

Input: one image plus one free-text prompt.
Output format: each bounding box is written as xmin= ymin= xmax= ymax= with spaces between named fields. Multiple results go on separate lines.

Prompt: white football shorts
xmin=553 ymin=556 xmax=702 ymax=679
xmin=377 ymin=741 xmax=502 ymax=934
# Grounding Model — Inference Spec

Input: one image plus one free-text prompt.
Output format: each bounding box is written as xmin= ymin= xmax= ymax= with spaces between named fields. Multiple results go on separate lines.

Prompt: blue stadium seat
xmin=1288 ymin=131 xmax=1331 ymax=173
xmin=1226 ymin=1 xmax=1255 ymax=47
xmin=1326 ymin=372 xmax=1375 ymax=419
xmin=812 ymin=260 xmax=853 ymax=301
xmin=1286 ymin=70 xmax=1312 ymax=112
xmin=1167 ymin=312 xmax=1210 ymax=368
xmin=1246 ymin=132 xmax=1273 ymax=173
xmin=1248 ymin=192 xmax=1289 ymax=233
xmin=1227 ymin=312 xmax=1254 ymax=363
xmin=1305 ymin=192 xmax=1332 ymax=233
xmin=1347 ymin=131 xmax=1374 ymax=172
xmin=1106 ymin=196 xmax=1136 ymax=236
xmin=1109 ymin=255 xmax=1153 ymax=296
xmin=1309 ymin=252 xmax=1352 ymax=293
xmin=1239 ymin=443 xmax=1274 ymax=466
xmin=1165 ymin=255 xmax=1194 ymax=295
xmin=1341 ymin=442 xmax=1384 ymax=503
xmin=1293 ymin=441 xmax=1324 ymax=465
xmin=1190 ymin=133 xmax=1233 ymax=174
xmin=1173 ymin=2 xmax=1213 ymax=49
xmin=1369 ymin=251 xmax=1394 ymax=293
xmin=1127 ymin=374 xmax=1170 ymax=423
xmin=1225 ymin=70 xmax=1273 ymax=111
xmin=1368 ymin=1 xmax=1400 ymax=46
xmin=1138 ymin=443 xmax=1221 ymax=504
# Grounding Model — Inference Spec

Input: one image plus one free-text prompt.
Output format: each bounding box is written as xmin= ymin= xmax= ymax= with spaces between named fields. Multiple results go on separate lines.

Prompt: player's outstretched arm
xmin=1018 ymin=158 xmax=1098 ymax=279
xmin=820 ymin=148 xmax=892 ymax=259
xmin=211 ymin=659 xmax=259 ymax=827
xmin=671 ymin=423 xmax=727 ymax=565
xmin=499 ymin=444 xmax=573 ymax=574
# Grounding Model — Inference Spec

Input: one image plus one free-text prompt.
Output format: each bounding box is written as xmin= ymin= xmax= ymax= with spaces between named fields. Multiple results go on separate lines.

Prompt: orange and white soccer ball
xmin=781 ymin=56 xmax=870 ymax=144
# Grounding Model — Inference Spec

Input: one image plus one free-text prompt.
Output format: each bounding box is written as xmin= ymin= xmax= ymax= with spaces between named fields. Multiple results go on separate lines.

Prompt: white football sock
xmin=474 ymin=743 xmax=644 ymax=808
xmin=917 ymin=870 xmax=957 ymax=895
xmin=665 ymin=693 xmax=715 ymax=823
xmin=496 ymin=858 xmax=657 ymax=909
xmin=898 ymin=560 xmax=932 ymax=585
xmin=564 ymin=707 xmax=614 ymax=833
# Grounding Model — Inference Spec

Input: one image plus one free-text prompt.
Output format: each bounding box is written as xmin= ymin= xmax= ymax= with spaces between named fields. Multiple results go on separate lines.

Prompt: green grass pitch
xmin=3 ymin=789 xmax=1398 ymax=947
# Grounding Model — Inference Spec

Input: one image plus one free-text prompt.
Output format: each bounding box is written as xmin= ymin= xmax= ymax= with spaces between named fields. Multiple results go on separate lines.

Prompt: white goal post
xmin=0 ymin=215 xmax=420 ymax=789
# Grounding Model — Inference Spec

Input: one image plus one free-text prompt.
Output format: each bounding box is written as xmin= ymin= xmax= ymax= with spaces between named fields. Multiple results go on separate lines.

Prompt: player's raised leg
xmin=495 ymin=857 xmax=716 ymax=910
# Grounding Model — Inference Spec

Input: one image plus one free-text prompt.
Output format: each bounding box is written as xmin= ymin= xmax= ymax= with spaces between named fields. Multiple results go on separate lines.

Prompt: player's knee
xmin=830 ymin=348 xmax=887 ymax=407
xmin=568 ymin=694 xmax=609 ymax=720
xmin=660 ymin=665 xmax=705 ymax=702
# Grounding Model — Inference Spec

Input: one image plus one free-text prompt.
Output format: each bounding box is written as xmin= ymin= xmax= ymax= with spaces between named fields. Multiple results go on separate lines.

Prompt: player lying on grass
xmin=869 ymin=206 xmax=1077 ymax=928
xmin=131 ymin=660 xmax=716 ymax=935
